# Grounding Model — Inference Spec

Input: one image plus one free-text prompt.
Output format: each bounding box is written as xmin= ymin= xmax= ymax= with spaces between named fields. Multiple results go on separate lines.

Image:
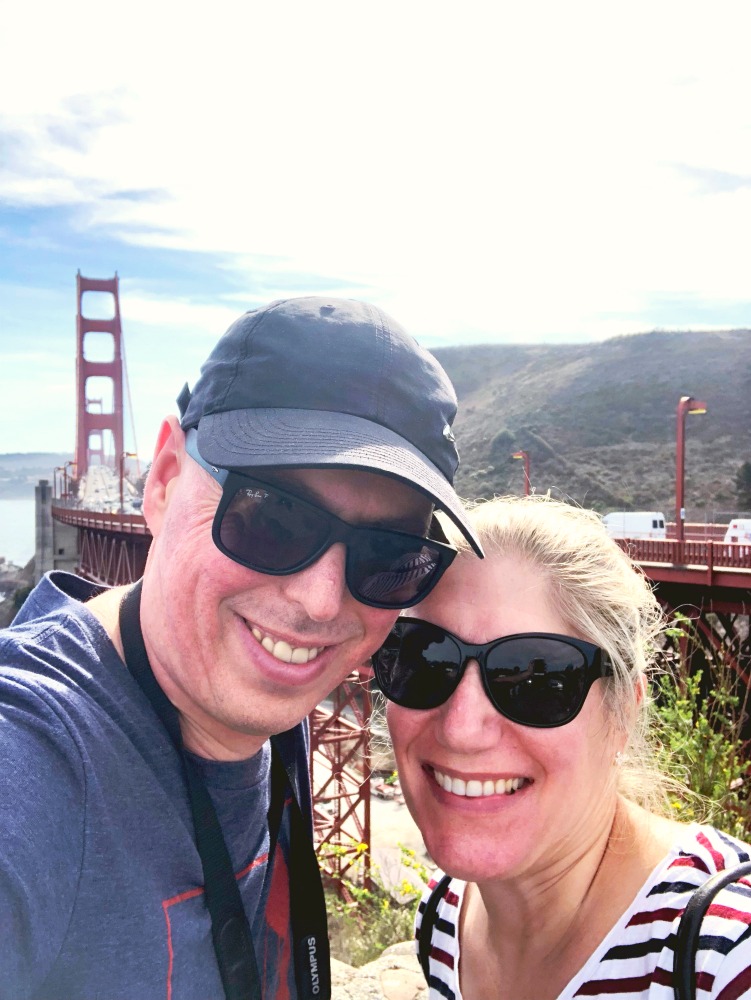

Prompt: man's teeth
xmin=433 ymin=768 xmax=527 ymax=797
xmin=250 ymin=627 xmax=321 ymax=664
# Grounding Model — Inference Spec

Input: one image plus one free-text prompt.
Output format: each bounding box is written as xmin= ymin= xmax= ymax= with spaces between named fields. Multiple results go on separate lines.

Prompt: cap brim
xmin=196 ymin=408 xmax=484 ymax=557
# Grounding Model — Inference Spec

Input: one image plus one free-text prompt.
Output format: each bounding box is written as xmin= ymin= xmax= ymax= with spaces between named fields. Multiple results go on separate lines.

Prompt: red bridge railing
xmin=616 ymin=538 xmax=751 ymax=588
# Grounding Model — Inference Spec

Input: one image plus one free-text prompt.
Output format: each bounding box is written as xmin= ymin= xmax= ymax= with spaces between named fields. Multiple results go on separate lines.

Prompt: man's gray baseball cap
xmin=180 ymin=295 xmax=482 ymax=556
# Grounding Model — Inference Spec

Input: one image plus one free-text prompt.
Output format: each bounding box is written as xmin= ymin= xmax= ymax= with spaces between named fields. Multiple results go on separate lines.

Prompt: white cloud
xmin=120 ymin=290 xmax=239 ymax=335
xmin=2 ymin=0 xmax=751 ymax=353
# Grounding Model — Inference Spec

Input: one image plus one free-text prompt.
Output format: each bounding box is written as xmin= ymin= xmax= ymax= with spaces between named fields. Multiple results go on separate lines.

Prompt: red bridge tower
xmin=74 ymin=272 xmax=124 ymax=479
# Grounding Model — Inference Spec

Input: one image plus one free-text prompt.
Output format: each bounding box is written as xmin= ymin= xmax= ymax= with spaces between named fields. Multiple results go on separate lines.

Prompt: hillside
xmin=433 ymin=329 xmax=751 ymax=517
xmin=0 ymin=453 xmax=73 ymax=498
xmin=1 ymin=330 xmax=748 ymax=519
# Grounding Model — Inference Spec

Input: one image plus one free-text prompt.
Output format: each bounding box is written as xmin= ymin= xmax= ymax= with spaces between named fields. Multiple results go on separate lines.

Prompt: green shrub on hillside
xmin=736 ymin=461 xmax=751 ymax=508
xmin=653 ymin=613 xmax=751 ymax=839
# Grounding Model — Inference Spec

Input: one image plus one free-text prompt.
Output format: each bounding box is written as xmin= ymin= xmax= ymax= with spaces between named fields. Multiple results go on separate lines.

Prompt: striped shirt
xmin=415 ymin=824 xmax=751 ymax=999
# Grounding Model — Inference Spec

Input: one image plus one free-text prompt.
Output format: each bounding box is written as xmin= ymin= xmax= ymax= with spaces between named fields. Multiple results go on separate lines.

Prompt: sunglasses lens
xmin=217 ymin=483 xmax=449 ymax=608
xmin=485 ymin=637 xmax=590 ymax=726
xmin=218 ymin=485 xmax=330 ymax=570
xmin=350 ymin=536 xmax=446 ymax=608
xmin=375 ymin=623 xmax=460 ymax=707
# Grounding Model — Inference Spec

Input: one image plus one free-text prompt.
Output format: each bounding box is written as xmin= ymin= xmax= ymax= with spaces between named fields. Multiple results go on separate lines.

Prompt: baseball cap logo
xmin=442 ymin=423 xmax=456 ymax=442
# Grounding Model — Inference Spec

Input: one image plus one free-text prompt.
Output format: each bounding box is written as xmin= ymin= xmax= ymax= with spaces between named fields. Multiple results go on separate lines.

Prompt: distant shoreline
xmin=0 ymin=451 xmax=74 ymax=503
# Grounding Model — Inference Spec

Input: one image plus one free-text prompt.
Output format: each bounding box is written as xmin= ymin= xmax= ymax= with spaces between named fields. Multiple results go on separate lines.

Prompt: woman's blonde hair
xmin=441 ymin=495 xmax=671 ymax=813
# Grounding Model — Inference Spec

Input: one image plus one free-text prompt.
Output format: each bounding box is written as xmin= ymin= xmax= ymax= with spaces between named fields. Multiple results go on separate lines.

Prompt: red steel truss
xmin=309 ymin=669 xmax=373 ymax=889
xmin=51 ymin=507 xmax=150 ymax=587
xmin=652 ymin=581 xmax=750 ymax=692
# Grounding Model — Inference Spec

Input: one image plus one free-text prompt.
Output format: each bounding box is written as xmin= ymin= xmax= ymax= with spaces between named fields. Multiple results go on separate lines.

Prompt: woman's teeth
xmin=250 ymin=627 xmax=321 ymax=664
xmin=433 ymin=768 xmax=527 ymax=798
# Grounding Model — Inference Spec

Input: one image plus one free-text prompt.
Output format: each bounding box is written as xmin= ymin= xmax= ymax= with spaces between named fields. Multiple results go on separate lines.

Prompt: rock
xmin=331 ymin=941 xmax=427 ymax=1000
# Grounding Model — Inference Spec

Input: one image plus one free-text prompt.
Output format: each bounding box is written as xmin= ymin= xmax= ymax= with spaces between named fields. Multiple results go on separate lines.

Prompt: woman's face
xmin=387 ymin=551 xmax=626 ymax=887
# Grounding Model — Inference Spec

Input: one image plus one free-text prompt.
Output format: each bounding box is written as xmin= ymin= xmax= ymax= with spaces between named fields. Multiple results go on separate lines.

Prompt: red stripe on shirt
xmin=697 ymin=829 xmax=727 ymax=872
xmin=431 ymin=945 xmax=456 ymax=970
xmin=716 ymin=962 xmax=751 ymax=1000
xmin=628 ymin=906 xmax=683 ymax=926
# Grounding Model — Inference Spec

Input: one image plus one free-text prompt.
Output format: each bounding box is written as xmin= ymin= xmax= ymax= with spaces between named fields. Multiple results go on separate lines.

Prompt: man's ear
xmin=143 ymin=416 xmax=185 ymax=536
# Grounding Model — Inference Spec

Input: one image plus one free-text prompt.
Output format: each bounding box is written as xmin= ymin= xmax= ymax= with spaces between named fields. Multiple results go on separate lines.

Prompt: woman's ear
xmin=616 ymin=672 xmax=647 ymax=755
xmin=635 ymin=672 xmax=648 ymax=709
xmin=143 ymin=416 xmax=185 ymax=536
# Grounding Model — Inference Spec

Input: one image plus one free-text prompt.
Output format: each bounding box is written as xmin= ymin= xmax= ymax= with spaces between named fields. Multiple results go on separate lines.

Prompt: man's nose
xmin=280 ymin=543 xmax=350 ymax=621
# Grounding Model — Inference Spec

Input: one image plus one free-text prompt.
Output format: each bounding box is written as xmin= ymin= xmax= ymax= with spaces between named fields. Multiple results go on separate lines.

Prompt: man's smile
xmin=247 ymin=623 xmax=324 ymax=664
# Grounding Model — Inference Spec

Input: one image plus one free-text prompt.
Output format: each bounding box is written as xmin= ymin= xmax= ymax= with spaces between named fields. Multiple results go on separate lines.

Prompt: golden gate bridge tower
xmin=74 ymin=272 xmax=124 ymax=479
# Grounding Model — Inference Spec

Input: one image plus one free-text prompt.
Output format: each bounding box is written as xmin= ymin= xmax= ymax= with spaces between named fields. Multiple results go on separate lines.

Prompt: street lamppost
xmin=119 ymin=451 xmax=137 ymax=514
xmin=512 ymin=450 xmax=531 ymax=496
xmin=64 ymin=460 xmax=76 ymax=502
xmin=675 ymin=396 xmax=707 ymax=542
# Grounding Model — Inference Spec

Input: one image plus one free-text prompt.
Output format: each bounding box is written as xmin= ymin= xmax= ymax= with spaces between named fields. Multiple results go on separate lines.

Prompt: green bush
xmin=489 ymin=429 xmax=515 ymax=461
xmin=653 ymin=612 xmax=751 ymax=839
xmin=324 ymin=842 xmax=428 ymax=967
xmin=735 ymin=460 xmax=751 ymax=508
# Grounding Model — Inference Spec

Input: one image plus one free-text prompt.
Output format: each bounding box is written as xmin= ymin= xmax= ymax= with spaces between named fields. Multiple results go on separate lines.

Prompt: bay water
xmin=0 ymin=498 xmax=36 ymax=567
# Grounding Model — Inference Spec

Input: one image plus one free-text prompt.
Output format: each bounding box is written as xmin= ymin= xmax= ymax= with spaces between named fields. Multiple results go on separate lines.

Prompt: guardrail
xmin=51 ymin=505 xmax=150 ymax=536
xmin=618 ymin=538 xmax=751 ymax=593
xmin=617 ymin=538 xmax=751 ymax=573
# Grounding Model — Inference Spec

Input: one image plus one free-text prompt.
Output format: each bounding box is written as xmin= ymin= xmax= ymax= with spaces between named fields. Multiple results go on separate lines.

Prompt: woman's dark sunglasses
xmin=184 ymin=430 xmax=457 ymax=610
xmin=373 ymin=618 xmax=614 ymax=728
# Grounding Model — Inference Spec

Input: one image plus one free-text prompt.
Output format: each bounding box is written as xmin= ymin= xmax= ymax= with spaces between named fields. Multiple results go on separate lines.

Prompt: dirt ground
xmin=368 ymin=782 xmax=432 ymax=892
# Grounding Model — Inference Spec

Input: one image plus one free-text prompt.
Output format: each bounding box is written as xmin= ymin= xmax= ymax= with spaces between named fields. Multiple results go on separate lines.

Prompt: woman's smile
xmin=430 ymin=765 xmax=532 ymax=798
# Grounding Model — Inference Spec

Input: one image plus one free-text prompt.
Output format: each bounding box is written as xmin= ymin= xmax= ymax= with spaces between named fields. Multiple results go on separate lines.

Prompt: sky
xmin=1 ymin=1 xmax=750 ymax=457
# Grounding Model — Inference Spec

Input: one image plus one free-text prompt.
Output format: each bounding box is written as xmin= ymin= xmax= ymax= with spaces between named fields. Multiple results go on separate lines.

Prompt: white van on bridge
xmin=723 ymin=519 xmax=751 ymax=555
xmin=602 ymin=511 xmax=667 ymax=540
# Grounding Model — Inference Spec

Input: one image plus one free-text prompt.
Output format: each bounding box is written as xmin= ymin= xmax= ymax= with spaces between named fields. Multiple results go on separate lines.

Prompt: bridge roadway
xmin=47 ymin=506 xmax=751 ymax=593
xmin=49 ymin=502 xmax=751 ymax=697
xmin=47 ymin=502 xmax=751 ymax=695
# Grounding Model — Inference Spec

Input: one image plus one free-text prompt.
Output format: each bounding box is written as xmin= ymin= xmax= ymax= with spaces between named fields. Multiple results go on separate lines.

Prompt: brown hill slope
xmin=433 ymin=329 xmax=751 ymax=516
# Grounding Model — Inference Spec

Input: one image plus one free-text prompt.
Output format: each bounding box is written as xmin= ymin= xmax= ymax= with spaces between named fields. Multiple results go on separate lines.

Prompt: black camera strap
xmin=118 ymin=581 xmax=330 ymax=1000
xmin=673 ymin=859 xmax=751 ymax=1000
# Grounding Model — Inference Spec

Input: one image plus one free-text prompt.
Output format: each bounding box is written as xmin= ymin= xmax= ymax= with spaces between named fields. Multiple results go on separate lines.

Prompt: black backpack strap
xmin=418 ymin=874 xmax=453 ymax=983
xmin=674 ymin=859 xmax=751 ymax=1000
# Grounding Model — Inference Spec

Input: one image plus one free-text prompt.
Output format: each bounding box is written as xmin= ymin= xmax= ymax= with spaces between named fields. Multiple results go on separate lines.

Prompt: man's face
xmin=141 ymin=423 xmax=433 ymax=760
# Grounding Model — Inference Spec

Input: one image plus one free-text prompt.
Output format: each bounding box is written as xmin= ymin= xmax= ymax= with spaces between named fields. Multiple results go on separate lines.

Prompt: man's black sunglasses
xmin=184 ymin=430 xmax=458 ymax=610
xmin=373 ymin=618 xmax=614 ymax=728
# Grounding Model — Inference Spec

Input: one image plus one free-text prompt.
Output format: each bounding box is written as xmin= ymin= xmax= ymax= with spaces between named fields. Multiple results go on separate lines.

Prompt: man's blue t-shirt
xmin=0 ymin=572 xmax=310 ymax=999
